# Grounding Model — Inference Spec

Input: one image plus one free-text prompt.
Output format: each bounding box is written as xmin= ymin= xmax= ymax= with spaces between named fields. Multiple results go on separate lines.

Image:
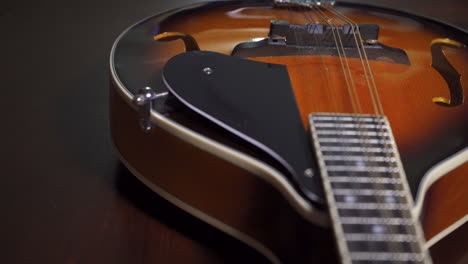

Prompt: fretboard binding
xmin=340 ymin=217 xmax=413 ymax=225
xmin=320 ymin=146 xmax=394 ymax=153
xmin=345 ymin=233 xmax=418 ymax=242
xmin=310 ymin=113 xmax=430 ymax=263
xmin=315 ymin=130 xmax=389 ymax=136
xmin=336 ymin=202 xmax=410 ymax=210
xmin=318 ymin=138 xmax=392 ymax=144
xmin=350 ymin=252 xmax=425 ymax=262
xmin=329 ymin=176 xmax=402 ymax=184
xmin=326 ymin=166 xmax=399 ymax=173
xmin=314 ymin=123 xmax=388 ymax=129
xmin=322 ymin=156 xmax=397 ymax=162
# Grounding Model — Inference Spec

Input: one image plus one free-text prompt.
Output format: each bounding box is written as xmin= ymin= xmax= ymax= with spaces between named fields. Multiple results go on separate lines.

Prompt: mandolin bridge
xmin=232 ymin=21 xmax=410 ymax=65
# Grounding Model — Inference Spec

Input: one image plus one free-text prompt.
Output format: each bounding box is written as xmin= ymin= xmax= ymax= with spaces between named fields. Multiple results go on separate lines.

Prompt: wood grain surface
xmin=1 ymin=0 xmax=466 ymax=263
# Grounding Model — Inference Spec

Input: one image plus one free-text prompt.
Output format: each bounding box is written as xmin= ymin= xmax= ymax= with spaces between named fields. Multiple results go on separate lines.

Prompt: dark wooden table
xmin=2 ymin=0 xmax=467 ymax=263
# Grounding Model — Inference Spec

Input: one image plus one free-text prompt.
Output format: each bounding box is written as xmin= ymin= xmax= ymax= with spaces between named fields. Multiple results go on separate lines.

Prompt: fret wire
xmin=329 ymin=176 xmax=402 ymax=184
xmin=315 ymin=130 xmax=390 ymax=136
xmin=333 ymin=189 xmax=406 ymax=196
xmin=320 ymin=146 xmax=394 ymax=152
xmin=345 ymin=233 xmax=418 ymax=242
xmin=335 ymin=202 xmax=410 ymax=210
xmin=331 ymin=182 xmax=404 ymax=191
xmin=309 ymin=113 xmax=429 ymax=263
xmin=340 ymin=217 xmax=413 ymax=225
xmin=326 ymin=166 xmax=398 ymax=173
xmin=319 ymin=137 xmax=392 ymax=144
xmin=322 ymin=155 xmax=396 ymax=162
xmin=314 ymin=123 xmax=388 ymax=129
xmin=311 ymin=115 xmax=382 ymax=122
xmin=350 ymin=252 xmax=425 ymax=262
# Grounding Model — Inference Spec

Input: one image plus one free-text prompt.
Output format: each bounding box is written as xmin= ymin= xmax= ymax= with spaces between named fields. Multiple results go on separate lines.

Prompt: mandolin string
xmin=291 ymin=2 xmax=415 ymax=259
xmin=309 ymin=5 xmax=370 ymax=262
xmin=314 ymin=5 xmax=359 ymax=114
xmin=317 ymin=4 xmax=409 ymax=260
xmin=285 ymin=2 xmax=323 ymax=114
xmin=312 ymin=4 xmax=378 ymax=256
xmin=325 ymin=5 xmax=420 ymax=257
xmin=325 ymin=5 xmax=398 ymax=253
xmin=316 ymin=6 xmax=366 ymax=115
xmin=325 ymin=6 xmax=384 ymax=116
xmin=304 ymin=2 xmax=391 ymax=258
xmin=313 ymin=3 xmax=384 ymax=256
xmin=284 ymin=2 xmax=359 ymax=115
xmin=311 ymin=3 xmax=412 ymax=260
xmin=284 ymin=3 xmax=344 ymax=115
xmin=300 ymin=5 xmax=342 ymax=113
xmin=312 ymin=5 xmax=362 ymax=114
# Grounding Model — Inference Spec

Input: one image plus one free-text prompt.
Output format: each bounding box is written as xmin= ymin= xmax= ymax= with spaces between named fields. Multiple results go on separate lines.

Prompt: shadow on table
xmin=115 ymin=163 xmax=270 ymax=264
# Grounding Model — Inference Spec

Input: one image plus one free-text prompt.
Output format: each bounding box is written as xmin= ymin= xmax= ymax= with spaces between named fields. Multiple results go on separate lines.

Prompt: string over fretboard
xmin=309 ymin=113 xmax=432 ymax=264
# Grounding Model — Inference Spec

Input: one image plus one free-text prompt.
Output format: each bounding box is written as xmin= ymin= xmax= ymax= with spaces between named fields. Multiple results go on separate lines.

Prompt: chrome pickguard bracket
xmin=133 ymin=87 xmax=168 ymax=132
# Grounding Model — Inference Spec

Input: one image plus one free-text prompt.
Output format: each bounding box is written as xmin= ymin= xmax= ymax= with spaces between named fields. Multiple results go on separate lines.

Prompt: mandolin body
xmin=110 ymin=1 xmax=468 ymax=263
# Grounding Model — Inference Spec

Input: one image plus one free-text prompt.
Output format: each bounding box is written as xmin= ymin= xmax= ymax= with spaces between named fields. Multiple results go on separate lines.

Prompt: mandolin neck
xmin=309 ymin=113 xmax=432 ymax=263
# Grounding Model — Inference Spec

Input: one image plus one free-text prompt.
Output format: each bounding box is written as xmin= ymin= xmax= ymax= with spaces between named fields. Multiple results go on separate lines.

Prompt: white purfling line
xmin=110 ymin=24 xmax=331 ymax=226
xmin=425 ymin=214 xmax=468 ymax=249
xmin=413 ymin=148 xmax=468 ymax=217
xmin=115 ymin=151 xmax=282 ymax=264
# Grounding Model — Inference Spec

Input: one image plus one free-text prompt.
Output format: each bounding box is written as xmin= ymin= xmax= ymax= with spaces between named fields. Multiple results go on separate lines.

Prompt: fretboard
xmin=309 ymin=113 xmax=432 ymax=264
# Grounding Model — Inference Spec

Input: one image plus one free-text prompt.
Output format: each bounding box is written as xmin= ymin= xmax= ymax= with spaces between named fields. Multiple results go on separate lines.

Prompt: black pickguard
xmin=162 ymin=50 xmax=468 ymax=206
xmin=162 ymin=50 xmax=324 ymax=203
xmin=111 ymin=0 xmax=468 ymax=208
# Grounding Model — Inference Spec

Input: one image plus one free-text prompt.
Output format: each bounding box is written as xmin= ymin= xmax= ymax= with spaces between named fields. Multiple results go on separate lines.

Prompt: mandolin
xmin=109 ymin=0 xmax=468 ymax=263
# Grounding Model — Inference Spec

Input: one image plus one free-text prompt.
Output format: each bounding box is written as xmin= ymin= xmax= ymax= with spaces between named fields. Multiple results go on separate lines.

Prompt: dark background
xmin=1 ymin=0 xmax=467 ymax=263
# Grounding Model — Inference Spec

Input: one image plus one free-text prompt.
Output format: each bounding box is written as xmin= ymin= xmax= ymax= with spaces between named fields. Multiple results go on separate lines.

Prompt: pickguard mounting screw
xmin=304 ymin=168 xmax=314 ymax=178
xmin=203 ymin=67 xmax=213 ymax=75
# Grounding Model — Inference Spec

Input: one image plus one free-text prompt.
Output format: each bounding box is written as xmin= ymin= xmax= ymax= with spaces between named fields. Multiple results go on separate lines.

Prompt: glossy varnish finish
xmin=134 ymin=2 xmax=468 ymax=240
xmin=109 ymin=2 xmax=468 ymax=264
xmin=110 ymin=84 xmax=338 ymax=263
xmin=1 ymin=0 xmax=467 ymax=263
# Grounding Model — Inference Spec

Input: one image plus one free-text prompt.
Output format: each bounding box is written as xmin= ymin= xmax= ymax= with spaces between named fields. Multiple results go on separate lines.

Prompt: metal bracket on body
xmin=133 ymin=87 xmax=168 ymax=132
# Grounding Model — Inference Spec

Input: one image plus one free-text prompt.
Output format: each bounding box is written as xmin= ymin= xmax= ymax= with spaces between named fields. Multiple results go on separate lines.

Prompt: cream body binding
xmin=109 ymin=10 xmax=468 ymax=263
